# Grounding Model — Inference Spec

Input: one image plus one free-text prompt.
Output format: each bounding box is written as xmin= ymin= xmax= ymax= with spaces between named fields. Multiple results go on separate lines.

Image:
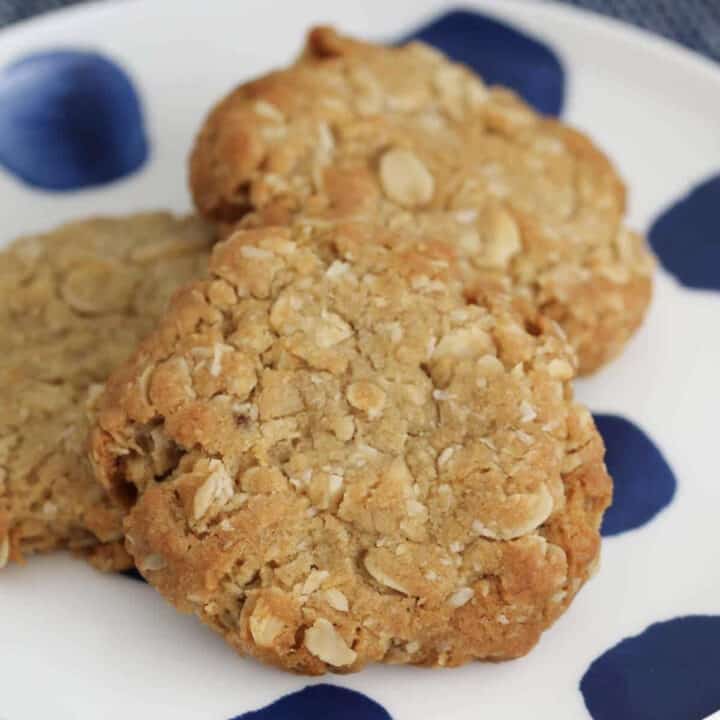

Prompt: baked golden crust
xmin=0 ymin=213 xmax=214 ymax=570
xmin=190 ymin=27 xmax=654 ymax=375
xmin=91 ymin=220 xmax=611 ymax=672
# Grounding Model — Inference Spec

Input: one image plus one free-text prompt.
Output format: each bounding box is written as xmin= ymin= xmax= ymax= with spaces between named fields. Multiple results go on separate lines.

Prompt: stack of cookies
xmin=0 ymin=28 xmax=654 ymax=673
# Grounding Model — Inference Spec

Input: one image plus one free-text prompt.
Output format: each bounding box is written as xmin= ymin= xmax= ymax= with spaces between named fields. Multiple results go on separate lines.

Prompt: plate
xmin=1 ymin=1 xmax=719 ymax=718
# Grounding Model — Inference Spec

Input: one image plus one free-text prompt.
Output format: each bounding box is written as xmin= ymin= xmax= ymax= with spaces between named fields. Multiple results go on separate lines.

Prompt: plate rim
xmin=0 ymin=0 xmax=718 ymax=92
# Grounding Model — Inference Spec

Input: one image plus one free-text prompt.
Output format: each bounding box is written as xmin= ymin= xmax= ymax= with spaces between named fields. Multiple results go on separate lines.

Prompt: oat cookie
xmin=0 ymin=213 xmax=214 ymax=570
xmin=190 ymin=27 xmax=654 ymax=375
xmin=91 ymin=221 xmax=611 ymax=672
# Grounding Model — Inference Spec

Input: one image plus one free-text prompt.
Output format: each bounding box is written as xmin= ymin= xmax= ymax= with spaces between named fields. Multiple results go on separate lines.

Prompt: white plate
xmin=1 ymin=1 xmax=719 ymax=719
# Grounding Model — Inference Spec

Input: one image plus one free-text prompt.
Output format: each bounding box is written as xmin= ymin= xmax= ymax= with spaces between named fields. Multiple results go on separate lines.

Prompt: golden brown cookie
xmin=190 ymin=27 xmax=654 ymax=375
xmin=0 ymin=213 xmax=214 ymax=571
xmin=91 ymin=220 xmax=611 ymax=673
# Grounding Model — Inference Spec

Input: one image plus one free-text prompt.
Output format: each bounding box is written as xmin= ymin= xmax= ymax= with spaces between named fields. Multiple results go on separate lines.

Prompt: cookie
xmin=90 ymin=220 xmax=612 ymax=673
xmin=190 ymin=27 xmax=654 ymax=375
xmin=0 ymin=213 xmax=214 ymax=570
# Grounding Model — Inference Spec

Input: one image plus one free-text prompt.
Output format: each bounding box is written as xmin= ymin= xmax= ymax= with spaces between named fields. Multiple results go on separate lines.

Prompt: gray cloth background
xmin=0 ymin=0 xmax=718 ymax=61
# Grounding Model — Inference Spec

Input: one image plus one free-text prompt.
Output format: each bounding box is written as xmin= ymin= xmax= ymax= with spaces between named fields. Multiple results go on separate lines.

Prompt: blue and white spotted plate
xmin=1 ymin=1 xmax=719 ymax=718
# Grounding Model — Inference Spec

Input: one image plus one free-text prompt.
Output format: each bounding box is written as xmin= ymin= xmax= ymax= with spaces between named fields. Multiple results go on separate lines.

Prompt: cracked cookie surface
xmin=190 ymin=27 xmax=654 ymax=375
xmin=0 ymin=213 xmax=214 ymax=570
xmin=91 ymin=221 xmax=611 ymax=673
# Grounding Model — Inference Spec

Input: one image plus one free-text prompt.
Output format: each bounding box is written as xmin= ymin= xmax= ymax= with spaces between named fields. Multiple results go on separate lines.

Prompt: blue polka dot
xmin=231 ymin=685 xmax=392 ymax=720
xmin=403 ymin=9 xmax=565 ymax=116
xmin=593 ymin=415 xmax=676 ymax=536
xmin=0 ymin=51 xmax=148 ymax=190
xmin=649 ymin=174 xmax=720 ymax=290
xmin=581 ymin=615 xmax=720 ymax=720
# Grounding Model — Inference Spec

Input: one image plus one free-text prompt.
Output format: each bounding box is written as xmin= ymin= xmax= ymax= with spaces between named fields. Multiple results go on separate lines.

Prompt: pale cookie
xmin=91 ymin=221 xmax=611 ymax=673
xmin=0 ymin=213 xmax=214 ymax=570
xmin=190 ymin=27 xmax=654 ymax=375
